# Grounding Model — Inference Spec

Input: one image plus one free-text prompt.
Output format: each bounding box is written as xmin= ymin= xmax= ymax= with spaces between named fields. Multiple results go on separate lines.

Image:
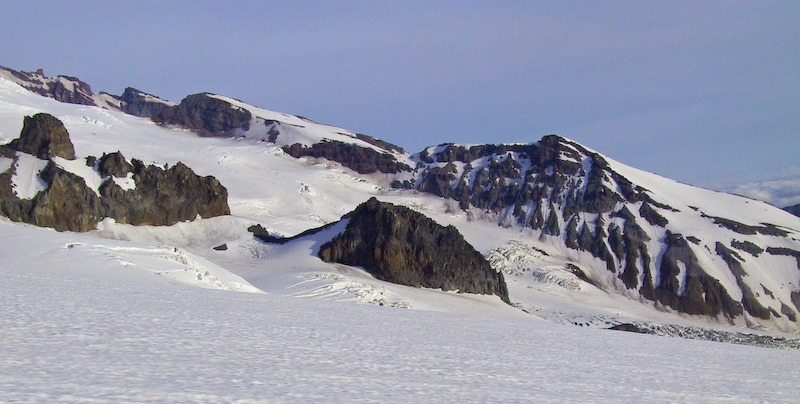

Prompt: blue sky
xmin=1 ymin=1 xmax=798 ymax=204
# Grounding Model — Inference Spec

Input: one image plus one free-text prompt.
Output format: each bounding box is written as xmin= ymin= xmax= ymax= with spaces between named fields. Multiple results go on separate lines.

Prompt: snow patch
xmin=112 ymin=172 xmax=136 ymax=191
xmin=0 ymin=156 xmax=12 ymax=173
xmin=52 ymin=156 xmax=103 ymax=196
xmin=10 ymin=152 xmax=48 ymax=199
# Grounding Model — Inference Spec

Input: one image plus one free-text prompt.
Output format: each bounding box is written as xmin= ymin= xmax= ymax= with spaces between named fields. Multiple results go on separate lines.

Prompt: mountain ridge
xmin=2 ymin=64 xmax=800 ymax=332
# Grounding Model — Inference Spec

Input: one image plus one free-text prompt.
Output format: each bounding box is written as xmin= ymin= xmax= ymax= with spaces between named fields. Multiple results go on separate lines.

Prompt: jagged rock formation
xmin=0 ymin=116 xmax=229 ymax=231
xmin=113 ymin=87 xmax=176 ymax=118
xmin=398 ymin=136 xmax=800 ymax=327
xmin=95 ymin=157 xmax=230 ymax=227
xmin=316 ymin=197 xmax=510 ymax=303
xmin=7 ymin=113 xmax=76 ymax=160
xmin=0 ymin=66 xmax=96 ymax=106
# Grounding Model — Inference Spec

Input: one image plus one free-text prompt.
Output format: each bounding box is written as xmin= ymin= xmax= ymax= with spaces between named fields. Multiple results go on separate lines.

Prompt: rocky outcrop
xmin=0 ymin=66 xmax=96 ymax=106
xmin=0 ymin=116 xmax=229 ymax=231
xmin=317 ymin=198 xmax=510 ymax=303
xmin=7 ymin=113 xmax=76 ymax=160
xmin=0 ymin=156 xmax=100 ymax=231
xmin=283 ymin=141 xmax=411 ymax=174
xmin=398 ymin=135 xmax=800 ymax=326
xmin=154 ymin=93 xmax=252 ymax=137
xmin=116 ymin=87 xmax=175 ymax=118
xmin=97 ymin=152 xmax=132 ymax=178
xmin=97 ymin=158 xmax=230 ymax=227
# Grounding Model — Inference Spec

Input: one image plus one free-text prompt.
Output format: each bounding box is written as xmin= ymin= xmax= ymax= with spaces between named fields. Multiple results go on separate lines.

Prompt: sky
xmin=1 ymin=1 xmax=798 ymax=206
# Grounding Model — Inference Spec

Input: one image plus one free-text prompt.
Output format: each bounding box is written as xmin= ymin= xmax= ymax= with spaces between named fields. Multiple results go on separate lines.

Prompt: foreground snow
xmin=2 ymin=233 xmax=799 ymax=403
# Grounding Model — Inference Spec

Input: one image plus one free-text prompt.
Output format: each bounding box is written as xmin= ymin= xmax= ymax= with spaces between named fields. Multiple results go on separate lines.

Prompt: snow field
xmin=2 ymin=246 xmax=800 ymax=403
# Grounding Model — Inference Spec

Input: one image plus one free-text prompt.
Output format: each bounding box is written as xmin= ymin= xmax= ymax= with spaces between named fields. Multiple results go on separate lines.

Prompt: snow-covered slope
xmin=2 ymin=67 xmax=800 ymax=339
xmin=3 ymin=223 xmax=798 ymax=402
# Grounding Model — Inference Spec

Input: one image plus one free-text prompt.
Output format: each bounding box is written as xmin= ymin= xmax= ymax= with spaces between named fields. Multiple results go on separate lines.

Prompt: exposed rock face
xmin=98 ymin=159 xmax=230 ymax=227
xmin=317 ymin=198 xmax=510 ymax=303
xmin=0 ymin=66 xmax=96 ymax=106
xmin=154 ymin=93 xmax=252 ymax=137
xmin=0 ymin=66 xmax=181 ymax=117
xmin=117 ymin=87 xmax=175 ymax=118
xmin=8 ymin=113 xmax=76 ymax=160
xmin=0 ymin=154 xmax=99 ymax=232
xmin=0 ymin=116 xmax=229 ymax=232
xmin=97 ymin=152 xmax=132 ymax=177
xmin=283 ymin=141 xmax=411 ymax=174
xmin=399 ymin=135 xmax=800 ymax=326
xmin=5 ymin=64 xmax=800 ymax=328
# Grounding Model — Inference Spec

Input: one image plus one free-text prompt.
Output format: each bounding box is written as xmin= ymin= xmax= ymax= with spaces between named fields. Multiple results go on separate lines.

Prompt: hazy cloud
xmin=720 ymin=175 xmax=800 ymax=208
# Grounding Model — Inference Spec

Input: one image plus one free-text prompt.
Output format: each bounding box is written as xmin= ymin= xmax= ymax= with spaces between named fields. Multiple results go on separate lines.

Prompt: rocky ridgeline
xmin=0 ymin=113 xmax=229 ymax=232
xmin=153 ymin=93 xmax=252 ymax=137
xmin=1 ymin=66 xmax=413 ymax=174
xmin=4 ymin=65 xmax=799 ymax=327
xmin=399 ymin=136 xmax=800 ymax=325
xmin=0 ymin=67 xmax=96 ymax=106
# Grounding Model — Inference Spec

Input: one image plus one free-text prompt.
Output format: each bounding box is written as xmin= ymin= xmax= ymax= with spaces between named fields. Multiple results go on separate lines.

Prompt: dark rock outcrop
xmin=154 ymin=93 xmax=252 ymax=137
xmin=283 ymin=141 xmax=411 ymax=174
xmin=639 ymin=202 xmax=668 ymax=227
xmin=730 ymin=240 xmax=764 ymax=257
xmin=116 ymin=87 xmax=175 ymax=118
xmin=97 ymin=152 xmax=132 ymax=177
xmin=702 ymin=213 xmax=788 ymax=237
xmin=354 ymin=133 xmax=404 ymax=153
xmin=608 ymin=323 xmax=647 ymax=333
xmin=766 ymin=247 xmax=800 ymax=270
xmin=8 ymin=113 xmax=76 ymax=160
xmin=0 ymin=116 xmax=229 ymax=232
xmin=0 ymin=66 xmax=96 ymax=106
xmin=98 ymin=159 xmax=230 ymax=227
xmin=317 ymin=197 xmax=510 ymax=303
xmin=0 ymin=160 xmax=102 ymax=231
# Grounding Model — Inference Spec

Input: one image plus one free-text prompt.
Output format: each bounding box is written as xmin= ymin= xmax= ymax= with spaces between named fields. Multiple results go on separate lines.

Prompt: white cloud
xmin=722 ymin=176 xmax=800 ymax=208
